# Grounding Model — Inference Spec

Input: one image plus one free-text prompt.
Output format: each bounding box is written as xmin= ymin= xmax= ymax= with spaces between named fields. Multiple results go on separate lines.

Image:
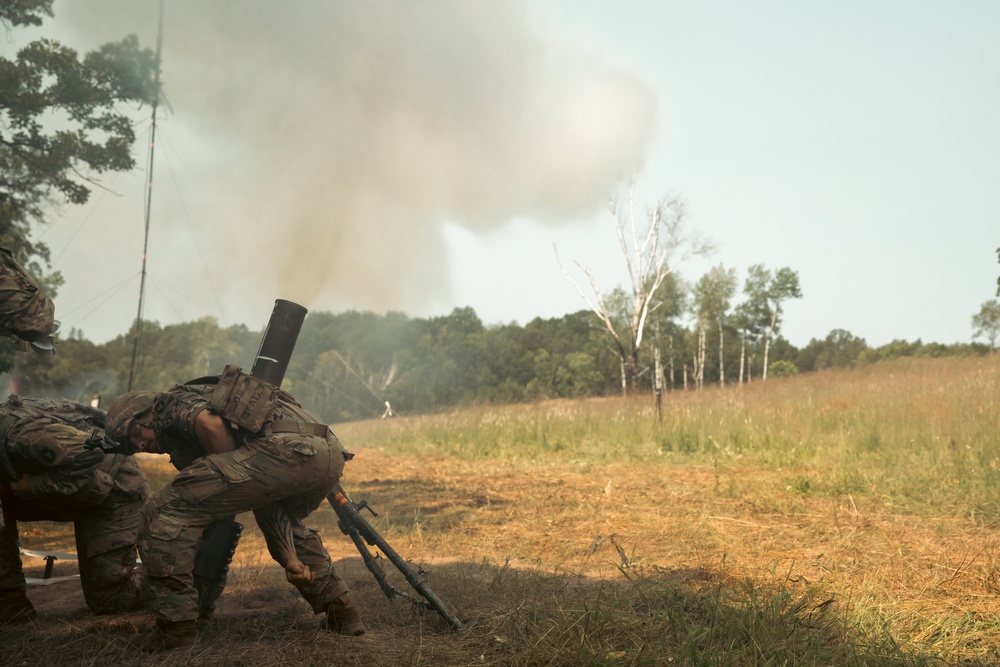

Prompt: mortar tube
xmin=250 ymin=299 xmax=308 ymax=388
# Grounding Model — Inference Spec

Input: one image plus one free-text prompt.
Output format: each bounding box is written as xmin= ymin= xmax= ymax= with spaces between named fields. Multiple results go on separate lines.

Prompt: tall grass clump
xmin=469 ymin=552 xmax=941 ymax=667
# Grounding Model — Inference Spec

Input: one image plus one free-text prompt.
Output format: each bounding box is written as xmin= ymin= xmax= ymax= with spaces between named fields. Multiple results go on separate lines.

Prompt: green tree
xmin=391 ymin=307 xmax=486 ymax=411
xmin=768 ymin=359 xmax=799 ymax=377
xmin=554 ymin=352 xmax=604 ymax=398
xmin=972 ymin=299 xmax=1000 ymax=350
xmin=742 ymin=264 xmax=802 ymax=382
xmin=478 ymin=323 xmax=532 ymax=403
xmin=516 ymin=310 xmax=615 ymax=400
xmin=692 ymin=265 xmax=737 ymax=387
xmin=111 ymin=317 xmax=257 ymax=392
xmin=600 ymin=286 xmax=634 ymax=393
xmin=796 ymin=329 xmax=868 ymax=372
xmin=644 ymin=272 xmax=687 ymax=391
xmin=858 ymin=338 xmax=923 ymax=364
xmin=292 ymin=310 xmax=416 ymax=419
xmin=13 ymin=330 xmax=116 ymax=401
xmin=0 ymin=0 xmax=157 ymax=271
xmin=732 ymin=296 xmax=765 ymax=385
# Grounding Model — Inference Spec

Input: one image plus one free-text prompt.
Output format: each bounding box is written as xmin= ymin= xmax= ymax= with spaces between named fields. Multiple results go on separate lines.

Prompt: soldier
xmin=106 ymin=372 xmax=365 ymax=652
xmin=0 ymin=395 xmax=150 ymax=624
xmin=0 ymin=247 xmax=58 ymax=355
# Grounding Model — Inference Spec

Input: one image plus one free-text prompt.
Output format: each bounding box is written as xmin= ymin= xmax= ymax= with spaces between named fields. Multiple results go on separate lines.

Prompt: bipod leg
xmin=339 ymin=513 xmax=405 ymax=603
xmin=327 ymin=486 xmax=463 ymax=630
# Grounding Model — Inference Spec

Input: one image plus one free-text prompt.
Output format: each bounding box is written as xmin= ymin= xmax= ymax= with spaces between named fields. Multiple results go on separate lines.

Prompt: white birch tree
xmin=732 ymin=299 xmax=765 ymax=386
xmin=742 ymin=264 xmax=802 ymax=382
xmin=692 ymin=265 xmax=738 ymax=388
xmin=559 ymin=180 xmax=710 ymax=395
xmin=972 ymin=299 xmax=1000 ymax=350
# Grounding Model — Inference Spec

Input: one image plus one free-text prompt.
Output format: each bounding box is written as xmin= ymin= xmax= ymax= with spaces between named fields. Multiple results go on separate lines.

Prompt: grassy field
xmin=4 ymin=354 xmax=1000 ymax=666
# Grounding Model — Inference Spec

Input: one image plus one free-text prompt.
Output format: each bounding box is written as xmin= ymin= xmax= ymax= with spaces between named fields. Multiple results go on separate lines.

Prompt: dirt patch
xmin=8 ymin=446 xmax=1000 ymax=664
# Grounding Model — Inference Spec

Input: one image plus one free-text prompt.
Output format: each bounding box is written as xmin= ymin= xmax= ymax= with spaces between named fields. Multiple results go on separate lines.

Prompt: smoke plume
xmin=57 ymin=0 xmax=655 ymax=321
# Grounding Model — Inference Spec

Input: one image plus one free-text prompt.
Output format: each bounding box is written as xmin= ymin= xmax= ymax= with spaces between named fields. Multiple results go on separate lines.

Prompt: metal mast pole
xmin=128 ymin=0 xmax=164 ymax=391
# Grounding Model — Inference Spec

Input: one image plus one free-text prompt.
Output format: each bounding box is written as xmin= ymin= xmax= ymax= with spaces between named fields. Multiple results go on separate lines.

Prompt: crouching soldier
xmin=0 ymin=396 xmax=150 ymax=623
xmin=0 ymin=247 xmax=58 ymax=355
xmin=106 ymin=370 xmax=364 ymax=652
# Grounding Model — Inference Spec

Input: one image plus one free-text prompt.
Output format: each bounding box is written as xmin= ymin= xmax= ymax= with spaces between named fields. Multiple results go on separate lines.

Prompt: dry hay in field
xmin=8 ymin=443 xmax=1000 ymax=664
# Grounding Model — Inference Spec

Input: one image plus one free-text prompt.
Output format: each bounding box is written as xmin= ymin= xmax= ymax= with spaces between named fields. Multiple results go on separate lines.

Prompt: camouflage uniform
xmin=0 ymin=247 xmax=57 ymax=350
xmin=0 ymin=396 xmax=149 ymax=616
xmin=119 ymin=383 xmax=351 ymax=627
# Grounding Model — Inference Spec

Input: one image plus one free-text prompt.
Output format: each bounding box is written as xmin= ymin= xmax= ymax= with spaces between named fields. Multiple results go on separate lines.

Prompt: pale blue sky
xmin=497 ymin=1 xmax=1000 ymax=348
xmin=10 ymin=1 xmax=999 ymax=348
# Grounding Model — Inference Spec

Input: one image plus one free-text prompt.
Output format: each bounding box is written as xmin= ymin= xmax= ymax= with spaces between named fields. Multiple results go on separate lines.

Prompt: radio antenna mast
xmin=127 ymin=0 xmax=165 ymax=391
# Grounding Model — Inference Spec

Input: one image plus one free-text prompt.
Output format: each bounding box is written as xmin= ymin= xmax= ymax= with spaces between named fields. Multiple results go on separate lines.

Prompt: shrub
xmin=769 ymin=359 xmax=799 ymax=377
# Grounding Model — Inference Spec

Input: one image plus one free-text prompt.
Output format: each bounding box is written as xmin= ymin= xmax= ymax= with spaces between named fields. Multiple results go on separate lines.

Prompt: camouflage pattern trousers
xmin=0 ymin=490 xmax=145 ymax=613
xmin=139 ymin=432 xmax=348 ymax=625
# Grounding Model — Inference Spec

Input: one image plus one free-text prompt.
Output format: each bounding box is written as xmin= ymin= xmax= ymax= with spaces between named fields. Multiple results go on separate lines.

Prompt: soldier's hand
xmin=10 ymin=474 xmax=34 ymax=501
xmin=285 ymin=559 xmax=313 ymax=585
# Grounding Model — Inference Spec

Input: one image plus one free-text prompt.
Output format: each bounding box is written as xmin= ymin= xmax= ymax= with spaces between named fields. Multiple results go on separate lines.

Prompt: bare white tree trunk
xmin=558 ymin=178 xmax=710 ymax=396
xmin=619 ymin=356 xmax=627 ymax=397
xmin=738 ymin=334 xmax=746 ymax=387
xmin=692 ymin=353 xmax=698 ymax=390
xmin=762 ymin=309 xmax=777 ymax=382
xmin=717 ymin=318 xmax=725 ymax=388
xmin=758 ymin=300 xmax=782 ymax=383
xmin=668 ymin=335 xmax=675 ymax=391
xmin=696 ymin=328 xmax=706 ymax=390
xmin=654 ymin=346 xmax=663 ymax=422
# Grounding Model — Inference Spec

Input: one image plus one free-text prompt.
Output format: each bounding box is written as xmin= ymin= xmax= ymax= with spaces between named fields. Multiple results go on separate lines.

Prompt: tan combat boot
xmin=321 ymin=593 xmax=365 ymax=636
xmin=0 ymin=590 xmax=36 ymax=625
xmin=128 ymin=619 xmax=198 ymax=652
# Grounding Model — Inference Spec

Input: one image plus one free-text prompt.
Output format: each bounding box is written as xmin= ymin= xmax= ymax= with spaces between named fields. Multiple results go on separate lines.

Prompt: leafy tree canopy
xmin=0 ymin=0 xmax=157 ymax=272
xmin=692 ymin=264 xmax=737 ymax=325
xmin=796 ymin=328 xmax=868 ymax=372
xmin=972 ymin=299 xmax=1000 ymax=350
xmin=1 ymin=0 xmax=52 ymax=28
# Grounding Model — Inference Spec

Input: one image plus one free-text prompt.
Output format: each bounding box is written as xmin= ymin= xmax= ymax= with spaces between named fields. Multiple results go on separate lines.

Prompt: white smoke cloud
xmin=55 ymin=0 xmax=655 ymax=320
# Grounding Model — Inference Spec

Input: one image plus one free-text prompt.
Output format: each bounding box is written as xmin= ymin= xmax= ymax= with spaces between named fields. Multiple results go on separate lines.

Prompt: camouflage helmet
xmin=0 ymin=247 xmax=57 ymax=344
xmin=106 ymin=391 xmax=159 ymax=446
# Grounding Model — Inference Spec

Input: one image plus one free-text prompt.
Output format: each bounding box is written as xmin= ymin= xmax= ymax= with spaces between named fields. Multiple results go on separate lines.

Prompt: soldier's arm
xmin=192 ymin=410 xmax=237 ymax=455
xmin=15 ymin=448 xmax=107 ymax=503
xmin=9 ymin=473 xmax=35 ymax=500
xmin=253 ymin=503 xmax=312 ymax=585
xmin=17 ymin=468 xmax=109 ymax=505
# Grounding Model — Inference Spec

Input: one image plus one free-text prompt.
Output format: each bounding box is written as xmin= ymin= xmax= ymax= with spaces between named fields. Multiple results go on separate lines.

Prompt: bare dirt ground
xmin=7 ymin=446 xmax=1000 ymax=665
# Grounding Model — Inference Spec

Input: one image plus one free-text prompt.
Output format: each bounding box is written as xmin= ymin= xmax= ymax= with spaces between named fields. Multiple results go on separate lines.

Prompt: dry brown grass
xmin=6 ymin=356 xmax=1000 ymax=665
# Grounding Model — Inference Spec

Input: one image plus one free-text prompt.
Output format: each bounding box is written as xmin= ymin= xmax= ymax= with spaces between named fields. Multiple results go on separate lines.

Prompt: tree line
xmin=4 ymin=300 xmax=990 ymax=425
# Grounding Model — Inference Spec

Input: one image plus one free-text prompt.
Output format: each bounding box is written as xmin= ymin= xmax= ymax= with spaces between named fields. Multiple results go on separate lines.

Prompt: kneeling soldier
xmin=107 ymin=372 xmax=364 ymax=652
xmin=0 ymin=396 xmax=150 ymax=623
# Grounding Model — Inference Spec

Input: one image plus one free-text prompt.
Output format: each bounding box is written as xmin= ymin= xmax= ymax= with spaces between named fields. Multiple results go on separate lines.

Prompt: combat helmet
xmin=0 ymin=247 xmax=58 ymax=353
xmin=106 ymin=392 xmax=158 ymax=448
